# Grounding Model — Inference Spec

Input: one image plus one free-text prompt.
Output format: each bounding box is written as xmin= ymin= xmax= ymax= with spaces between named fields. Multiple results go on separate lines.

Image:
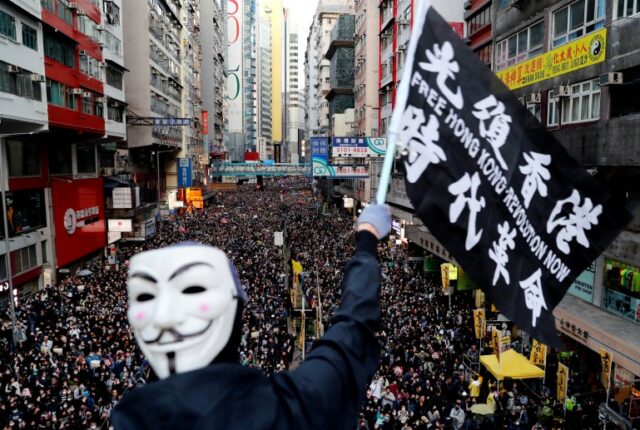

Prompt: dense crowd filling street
xmin=0 ymin=179 xmax=611 ymax=429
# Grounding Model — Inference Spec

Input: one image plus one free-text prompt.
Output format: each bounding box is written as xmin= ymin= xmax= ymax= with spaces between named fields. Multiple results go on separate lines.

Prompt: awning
xmin=480 ymin=349 xmax=545 ymax=381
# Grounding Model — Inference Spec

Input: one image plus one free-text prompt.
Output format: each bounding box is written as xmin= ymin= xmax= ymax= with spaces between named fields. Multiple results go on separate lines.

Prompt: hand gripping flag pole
xmin=376 ymin=0 xmax=430 ymax=206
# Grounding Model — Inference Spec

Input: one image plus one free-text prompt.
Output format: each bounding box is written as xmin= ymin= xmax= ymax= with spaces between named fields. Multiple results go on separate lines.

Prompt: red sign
xmin=202 ymin=110 xmax=209 ymax=135
xmin=52 ymin=178 xmax=106 ymax=268
xmin=245 ymin=151 xmax=260 ymax=162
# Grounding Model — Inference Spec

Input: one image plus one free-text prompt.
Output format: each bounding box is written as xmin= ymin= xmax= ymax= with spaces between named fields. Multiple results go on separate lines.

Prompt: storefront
xmin=602 ymin=258 xmax=640 ymax=325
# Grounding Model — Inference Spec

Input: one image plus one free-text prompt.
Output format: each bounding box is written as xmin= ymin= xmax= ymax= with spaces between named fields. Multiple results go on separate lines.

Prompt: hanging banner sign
xmin=473 ymin=309 xmax=485 ymax=339
xmin=496 ymin=28 xmax=607 ymax=90
xmin=530 ymin=339 xmax=547 ymax=366
xmin=557 ymin=363 xmax=569 ymax=404
xmin=600 ymin=348 xmax=613 ymax=391
xmin=392 ymin=1 xmax=630 ymax=347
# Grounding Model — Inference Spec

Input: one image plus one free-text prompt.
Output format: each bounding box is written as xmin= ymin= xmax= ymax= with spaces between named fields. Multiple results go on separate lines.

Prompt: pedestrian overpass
xmin=209 ymin=162 xmax=311 ymax=177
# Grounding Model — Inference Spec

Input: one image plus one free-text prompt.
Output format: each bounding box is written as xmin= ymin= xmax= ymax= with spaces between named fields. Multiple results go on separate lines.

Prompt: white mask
xmin=127 ymin=244 xmax=245 ymax=379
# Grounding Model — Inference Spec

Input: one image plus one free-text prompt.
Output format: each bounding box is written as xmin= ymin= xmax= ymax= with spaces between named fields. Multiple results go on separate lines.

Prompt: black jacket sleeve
xmin=271 ymin=231 xmax=382 ymax=430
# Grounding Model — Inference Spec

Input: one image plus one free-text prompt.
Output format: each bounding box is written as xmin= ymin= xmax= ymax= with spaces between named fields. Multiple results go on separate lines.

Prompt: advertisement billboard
xmin=331 ymin=137 xmax=387 ymax=158
xmin=226 ymin=0 xmax=243 ymax=133
xmin=108 ymin=219 xmax=133 ymax=233
xmin=52 ymin=178 xmax=106 ymax=268
xmin=177 ymin=158 xmax=193 ymax=188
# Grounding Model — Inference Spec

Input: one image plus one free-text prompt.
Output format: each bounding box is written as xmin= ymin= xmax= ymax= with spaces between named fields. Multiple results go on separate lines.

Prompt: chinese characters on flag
xmin=390 ymin=1 xmax=630 ymax=347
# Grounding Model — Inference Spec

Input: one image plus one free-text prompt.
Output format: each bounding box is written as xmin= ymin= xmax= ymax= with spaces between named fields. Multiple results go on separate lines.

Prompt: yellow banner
xmin=497 ymin=28 xmax=607 ymax=90
xmin=530 ymin=340 xmax=547 ymax=366
xmin=491 ymin=327 xmax=501 ymax=362
xmin=500 ymin=334 xmax=511 ymax=353
xmin=600 ymin=348 xmax=613 ymax=390
xmin=557 ymin=363 xmax=569 ymax=404
xmin=473 ymin=309 xmax=486 ymax=339
xmin=291 ymin=260 xmax=303 ymax=275
xmin=441 ymin=263 xmax=450 ymax=291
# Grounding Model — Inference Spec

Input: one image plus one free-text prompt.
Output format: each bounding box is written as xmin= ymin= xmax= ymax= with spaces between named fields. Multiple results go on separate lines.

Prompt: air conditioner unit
xmin=526 ymin=93 xmax=541 ymax=103
xmin=30 ymin=73 xmax=45 ymax=82
xmin=68 ymin=2 xmax=80 ymax=9
xmin=398 ymin=44 xmax=407 ymax=52
xmin=557 ymin=85 xmax=571 ymax=97
xmin=6 ymin=65 xmax=19 ymax=73
xmin=100 ymin=167 xmax=115 ymax=176
xmin=79 ymin=50 xmax=88 ymax=56
xmin=599 ymin=72 xmax=623 ymax=86
xmin=95 ymin=97 xmax=107 ymax=103
xmin=72 ymin=88 xmax=84 ymax=95
xmin=97 ymin=25 xmax=106 ymax=32
xmin=464 ymin=0 xmax=472 ymax=9
xmin=83 ymin=92 xmax=93 ymax=98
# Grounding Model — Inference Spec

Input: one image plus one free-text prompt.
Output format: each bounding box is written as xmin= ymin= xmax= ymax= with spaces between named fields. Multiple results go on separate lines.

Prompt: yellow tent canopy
xmin=480 ymin=349 xmax=545 ymax=381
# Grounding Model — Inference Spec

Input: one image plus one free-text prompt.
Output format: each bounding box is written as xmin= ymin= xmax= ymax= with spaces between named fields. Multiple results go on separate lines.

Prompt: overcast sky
xmin=286 ymin=0 xmax=318 ymax=87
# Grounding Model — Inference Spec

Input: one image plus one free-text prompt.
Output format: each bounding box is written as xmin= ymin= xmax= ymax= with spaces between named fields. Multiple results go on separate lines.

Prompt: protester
xmin=0 ymin=178 xmax=604 ymax=429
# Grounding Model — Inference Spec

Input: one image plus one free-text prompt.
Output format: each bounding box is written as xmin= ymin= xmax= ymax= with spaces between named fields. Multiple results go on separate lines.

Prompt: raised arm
xmin=272 ymin=205 xmax=391 ymax=430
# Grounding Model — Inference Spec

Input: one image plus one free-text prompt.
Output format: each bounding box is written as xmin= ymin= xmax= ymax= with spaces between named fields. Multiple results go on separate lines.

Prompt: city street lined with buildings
xmin=1 ymin=0 xmax=640 ymax=428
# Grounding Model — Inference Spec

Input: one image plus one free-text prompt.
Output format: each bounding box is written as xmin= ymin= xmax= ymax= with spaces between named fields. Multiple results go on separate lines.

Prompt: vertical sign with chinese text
xmin=177 ymin=158 xmax=192 ymax=188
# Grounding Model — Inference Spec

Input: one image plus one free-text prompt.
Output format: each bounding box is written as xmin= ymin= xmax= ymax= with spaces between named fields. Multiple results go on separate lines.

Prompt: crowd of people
xmin=0 ymin=178 xmax=610 ymax=429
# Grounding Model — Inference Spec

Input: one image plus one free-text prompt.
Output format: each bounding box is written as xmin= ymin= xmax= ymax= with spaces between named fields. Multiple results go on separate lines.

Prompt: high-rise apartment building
xmin=304 ymin=0 xmax=354 ymax=139
xmin=201 ymin=0 xmax=226 ymax=155
xmin=256 ymin=2 xmax=273 ymax=160
xmin=284 ymin=22 xmax=305 ymax=163
xmin=242 ymin=0 xmax=257 ymax=153
xmin=463 ymin=0 xmax=492 ymax=68
xmin=354 ymin=0 xmax=380 ymax=138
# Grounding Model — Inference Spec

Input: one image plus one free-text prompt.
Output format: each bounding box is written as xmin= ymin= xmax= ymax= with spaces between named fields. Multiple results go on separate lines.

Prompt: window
xmin=56 ymin=0 xmax=73 ymax=25
xmin=527 ymin=103 xmax=542 ymax=122
xmin=104 ymin=0 xmax=120 ymax=26
xmin=108 ymin=104 xmax=124 ymax=122
xmin=0 ymin=10 xmax=16 ymax=40
xmin=547 ymin=90 xmax=560 ymax=127
xmin=10 ymin=245 xmax=38 ymax=275
xmin=474 ymin=44 xmax=492 ymax=67
xmin=6 ymin=140 xmax=40 ymax=177
xmin=467 ymin=6 xmax=491 ymax=36
xmin=552 ymin=0 xmax=605 ymax=48
xmin=82 ymin=94 xmax=93 ymax=114
xmin=0 ymin=254 xmax=6 ymax=281
xmin=76 ymin=143 xmax=96 ymax=175
xmin=0 ymin=61 xmax=42 ymax=101
xmin=21 ymin=24 xmax=38 ymax=50
xmin=5 ymin=191 xmax=46 ymax=237
xmin=617 ymin=0 xmax=640 ymax=17
xmin=561 ymin=79 xmax=601 ymax=124
xmin=80 ymin=54 xmax=101 ymax=80
xmin=495 ymin=22 xmax=544 ymax=70
xmin=46 ymin=79 xmax=77 ymax=110
xmin=106 ymin=66 xmax=123 ymax=90
xmin=48 ymin=142 xmax=72 ymax=175
xmin=44 ymin=35 xmax=75 ymax=67
xmin=41 ymin=241 xmax=48 ymax=264
xmin=602 ymin=259 xmax=640 ymax=325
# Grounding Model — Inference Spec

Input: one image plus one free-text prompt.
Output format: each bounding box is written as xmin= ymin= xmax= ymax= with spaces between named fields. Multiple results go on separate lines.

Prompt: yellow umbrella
xmin=470 ymin=403 xmax=494 ymax=415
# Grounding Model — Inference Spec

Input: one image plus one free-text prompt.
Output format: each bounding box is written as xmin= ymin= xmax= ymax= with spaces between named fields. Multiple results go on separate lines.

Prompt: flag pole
xmin=375 ymin=134 xmax=397 ymax=204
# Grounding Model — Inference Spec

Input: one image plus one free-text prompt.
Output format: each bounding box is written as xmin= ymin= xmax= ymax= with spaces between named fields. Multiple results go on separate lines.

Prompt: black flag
xmin=390 ymin=1 xmax=631 ymax=347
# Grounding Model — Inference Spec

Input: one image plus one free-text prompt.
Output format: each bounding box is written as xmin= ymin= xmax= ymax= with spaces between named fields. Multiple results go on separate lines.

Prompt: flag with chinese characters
xmin=390 ymin=0 xmax=631 ymax=347
xmin=473 ymin=309 xmax=485 ymax=339
xmin=530 ymin=339 xmax=547 ymax=366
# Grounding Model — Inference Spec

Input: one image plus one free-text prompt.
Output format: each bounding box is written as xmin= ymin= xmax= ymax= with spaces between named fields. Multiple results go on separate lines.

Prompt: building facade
xmin=493 ymin=0 xmax=640 ymax=387
xmin=200 ymin=0 xmax=226 ymax=155
xmin=256 ymin=2 xmax=273 ymax=160
xmin=464 ymin=0 xmax=492 ymax=68
xmin=354 ymin=0 xmax=380 ymax=138
xmin=304 ymin=0 xmax=354 ymax=140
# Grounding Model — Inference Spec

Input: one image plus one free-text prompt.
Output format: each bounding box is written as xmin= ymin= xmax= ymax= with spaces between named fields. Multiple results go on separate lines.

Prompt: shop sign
xmin=497 ymin=28 xmax=607 ymax=90
xmin=107 ymin=231 xmax=122 ymax=244
xmin=331 ymin=137 xmax=387 ymax=158
xmin=558 ymin=318 xmax=590 ymax=342
xmin=112 ymin=188 xmax=133 ymax=209
xmin=567 ymin=261 xmax=596 ymax=302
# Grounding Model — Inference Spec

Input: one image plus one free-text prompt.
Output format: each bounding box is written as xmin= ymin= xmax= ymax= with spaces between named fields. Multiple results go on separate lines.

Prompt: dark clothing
xmin=112 ymin=231 xmax=382 ymax=430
